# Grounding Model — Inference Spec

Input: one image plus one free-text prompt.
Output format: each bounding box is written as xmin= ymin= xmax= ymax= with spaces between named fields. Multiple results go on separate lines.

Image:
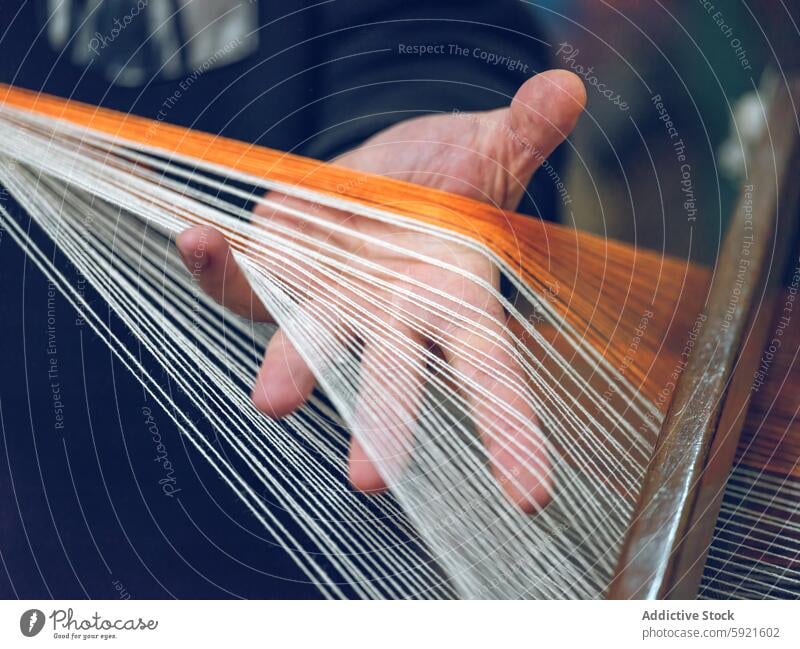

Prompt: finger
xmin=440 ymin=308 xmax=552 ymax=513
xmin=251 ymin=327 xmax=316 ymax=418
xmin=176 ymin=225 xmax=271 ymax=321
xmin=251 ymin=286 xmax=366 ymax=418
xmin=348 ymin=437 xmax=386 ymax=494
xmin=496 ymin=69 xmax=587 ymax=209
xmin=349 ymin=323 xmax=427 ymax=494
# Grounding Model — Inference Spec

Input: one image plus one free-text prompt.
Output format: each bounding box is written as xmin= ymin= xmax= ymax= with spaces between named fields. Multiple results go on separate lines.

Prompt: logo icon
xmin=20 ymin=609 xmax=45 ymax=637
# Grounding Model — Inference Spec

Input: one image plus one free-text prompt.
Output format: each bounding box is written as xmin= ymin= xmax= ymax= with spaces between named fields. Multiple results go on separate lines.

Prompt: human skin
xmin=176 ymin=70 xmax=586 ymax=511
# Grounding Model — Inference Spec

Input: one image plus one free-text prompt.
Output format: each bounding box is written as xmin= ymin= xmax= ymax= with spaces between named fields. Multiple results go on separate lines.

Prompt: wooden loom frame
xmin=610 ymin=78 xmax=800 ymax=598
xmin=1 ymin=79 xmax=798 ymax=600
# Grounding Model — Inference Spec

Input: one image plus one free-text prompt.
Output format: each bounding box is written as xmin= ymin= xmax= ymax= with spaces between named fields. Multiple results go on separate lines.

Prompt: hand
xmin=176 ymin=70 xmax=586 ymax=510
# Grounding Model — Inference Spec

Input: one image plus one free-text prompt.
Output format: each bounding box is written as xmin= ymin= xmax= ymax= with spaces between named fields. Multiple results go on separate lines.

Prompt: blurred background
xmin=535 ymin=0 xmax=795 ymax=264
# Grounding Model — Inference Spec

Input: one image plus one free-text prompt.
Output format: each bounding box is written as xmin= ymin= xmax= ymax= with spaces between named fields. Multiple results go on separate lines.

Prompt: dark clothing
xmin=3 ymin=1 xmax=555 ymax=209
xmin=0 ymin=1 xmax=556 ymax=598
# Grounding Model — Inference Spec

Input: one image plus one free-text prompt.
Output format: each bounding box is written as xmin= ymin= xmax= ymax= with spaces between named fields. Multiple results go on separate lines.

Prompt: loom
xmin=0 ymin=78 xmax=797 ymax=600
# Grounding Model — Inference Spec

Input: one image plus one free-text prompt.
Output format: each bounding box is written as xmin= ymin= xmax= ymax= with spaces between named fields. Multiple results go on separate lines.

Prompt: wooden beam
xmin=610 ymin=77 xmax=800 ymax=599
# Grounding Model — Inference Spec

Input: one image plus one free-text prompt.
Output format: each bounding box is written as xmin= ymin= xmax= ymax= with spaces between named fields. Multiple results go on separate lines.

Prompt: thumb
xmin=491 ymin=69 xmax=586 ymax=210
